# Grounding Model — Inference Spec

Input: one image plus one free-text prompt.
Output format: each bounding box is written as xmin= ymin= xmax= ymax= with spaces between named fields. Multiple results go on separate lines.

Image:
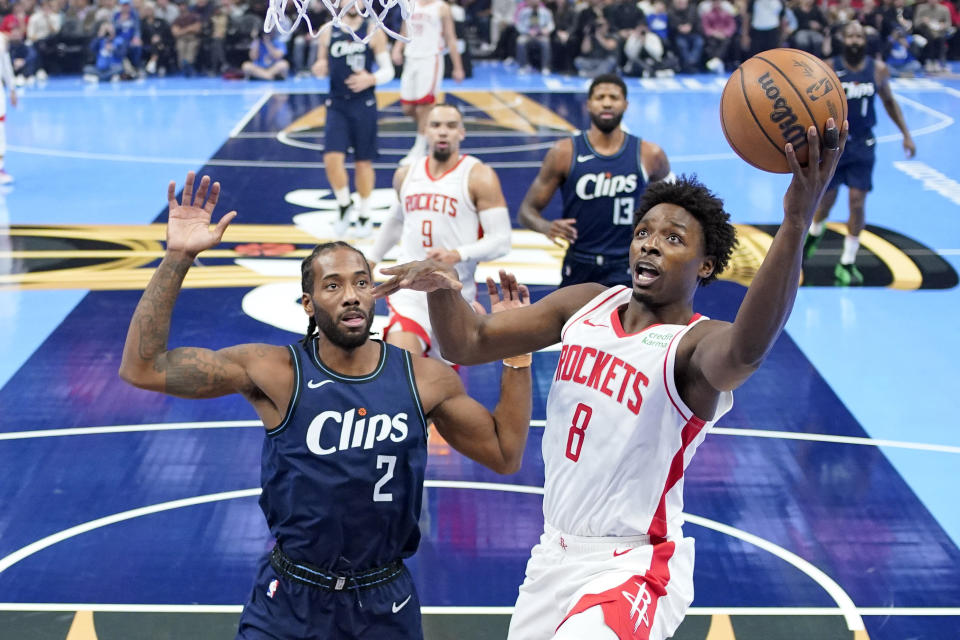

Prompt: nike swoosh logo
xmin=392 ymin=595 xmax=412 ymax=613
xmin=583 ymin=318 xmax=609 ymax=328
xmin=613 ymin=548 xmax=631 ymax=557
xmin=307 ymin=379 xmax=333 ymax=389
xmin=577 ymin=154 xmax=595 ymax=162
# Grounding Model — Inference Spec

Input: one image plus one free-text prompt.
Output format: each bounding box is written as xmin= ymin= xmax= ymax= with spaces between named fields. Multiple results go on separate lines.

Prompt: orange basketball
xmin=720 ymin=48 xmax=847 ymax=174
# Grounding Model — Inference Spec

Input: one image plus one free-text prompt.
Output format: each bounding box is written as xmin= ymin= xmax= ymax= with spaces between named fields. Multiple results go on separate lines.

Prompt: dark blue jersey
xmin=329 ymin=23 xmax=376 ymax=101
xmin=259 ymin=339 xmax=428 ymax=572
xmin=833 ymin=56 xmax=877 ymax=142
xmin=560 ymin=132 xmax=648 ymax=259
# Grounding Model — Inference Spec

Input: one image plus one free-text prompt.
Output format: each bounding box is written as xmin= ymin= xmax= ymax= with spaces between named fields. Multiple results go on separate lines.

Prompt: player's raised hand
xmin=487 ymin=270 xmax=531 ymax=314
xmin=166 ymin=172 xmax=237 ymax=258
xmin=547 ymin=218 xmax=578 ymax=246
xmin=783 ymin=119 xmax=848 ymax=227
xmin=373 ymin=259 xmax=463 ymax=298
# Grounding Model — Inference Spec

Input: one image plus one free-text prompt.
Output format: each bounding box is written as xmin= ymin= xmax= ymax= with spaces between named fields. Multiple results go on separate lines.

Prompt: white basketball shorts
xmin=508 ymin=523 xmax=695 ymax=640
xmin=400 ymin=55 xmax=443 ymax=105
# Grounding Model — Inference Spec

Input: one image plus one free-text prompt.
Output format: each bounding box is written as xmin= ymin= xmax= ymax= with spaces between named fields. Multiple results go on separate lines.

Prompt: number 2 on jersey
xmin=373 ymin=455 xmax=396 ymax=502
xmin=565 ymin=403 xmax=593 ymax=462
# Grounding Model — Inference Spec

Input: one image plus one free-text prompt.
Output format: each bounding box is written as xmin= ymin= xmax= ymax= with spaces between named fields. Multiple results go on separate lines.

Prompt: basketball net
xmin=263 ymin=0 xmax=416 ymax=43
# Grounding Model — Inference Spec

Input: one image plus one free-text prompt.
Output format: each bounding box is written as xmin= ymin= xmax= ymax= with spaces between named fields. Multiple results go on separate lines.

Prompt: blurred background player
xmin=391 ymin=0 xmax=465 ymax=165
xmin=0 ymin=29 xmax=17 ymax=184
xmin=366 ymin=103 xmax=512 ymax=361
xmin=312 ymin=7 xmax=394 ymax=238
xmin=518 ymin=74 xmax=671 ymax=288
xmin=803 ymin=21 xmax=915 ymax=286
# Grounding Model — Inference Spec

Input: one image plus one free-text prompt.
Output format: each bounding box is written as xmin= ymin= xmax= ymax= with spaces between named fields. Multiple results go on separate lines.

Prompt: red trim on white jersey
xmin=384 ymin=298 xmax=433 ymax=354
xmin=562 ymin=286 xmax=628 ymax=343
xmin=425 ymin=154 xmax=468 ymax=181
xmin=557 ymin=541 xmax=677 ymax=639
xmin=661 ymin=313 xmax=703 ymax=421
xmin=647 ymin=416 xmax=705 ymax=543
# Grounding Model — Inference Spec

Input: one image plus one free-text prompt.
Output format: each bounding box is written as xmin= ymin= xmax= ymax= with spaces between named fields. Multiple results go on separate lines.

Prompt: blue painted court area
xmin=1 ymin=68 xmax=959 ymax=639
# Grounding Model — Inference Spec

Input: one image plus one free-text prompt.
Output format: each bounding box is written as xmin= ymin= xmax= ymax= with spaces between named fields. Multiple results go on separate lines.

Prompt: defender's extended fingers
xmin=168 ymin=181 xmax=177 ymax=209
xmin=182 ymin=172 xmax=196 ymax=207
xmin=372 ymin=277 xmax=402 ymax=298
xmin=518 ymin=283 xmax=531 ymax=305
xmin=213 ymin=211 xmax=237 ymax=240
xmin=204 ymin=181 xmax=222 ymax=213
xmin=486 ymin=276 xmax=501 ymax=302
xmin=195 ymin=175 xmax=212 ymax=207
xmin=499 ymin=270 xmax=519 ymax=300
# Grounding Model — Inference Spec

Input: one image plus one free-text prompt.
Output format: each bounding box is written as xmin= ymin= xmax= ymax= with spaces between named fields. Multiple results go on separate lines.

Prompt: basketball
xmin=720 ymin=48 xmax=848 ymax=174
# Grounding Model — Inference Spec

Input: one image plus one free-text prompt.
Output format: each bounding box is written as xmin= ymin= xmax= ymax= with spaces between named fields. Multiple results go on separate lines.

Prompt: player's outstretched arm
xmin=875 ymin=60 xmax=916 ymax=158
xmin=119 ymin=173 xmax=268 ymax=399
xmin=688 ymin=120 xmax=848 ymax=393
xmin=374 ymin=262 xmax=603 ymax=364
xmin=518 ymin=139 xmax=578 ymax=245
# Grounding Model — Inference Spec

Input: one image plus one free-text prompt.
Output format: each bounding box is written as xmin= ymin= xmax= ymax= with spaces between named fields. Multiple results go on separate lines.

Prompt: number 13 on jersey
xmin=613 ymin=197 xmax=635 ymax=225
xmin=565 ymin=403 xmax=593 ymax=462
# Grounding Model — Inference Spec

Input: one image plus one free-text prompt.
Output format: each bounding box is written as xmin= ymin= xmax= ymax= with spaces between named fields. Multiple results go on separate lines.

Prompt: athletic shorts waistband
xmin=544 ymin=522 xmax=653 ymax=549
xmin=269 ymin=546 xmax=405 ymax=591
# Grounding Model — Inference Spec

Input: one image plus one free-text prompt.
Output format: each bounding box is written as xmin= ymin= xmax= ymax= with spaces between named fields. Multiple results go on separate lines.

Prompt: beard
xmin=313 ymin=306 xmax=373 ymax=350
xmin=432 ymin=145 xmax=453 ymax=162
xmin=590 ymin=110 xmax=623 ymax=134
xmin=844 ymin=44 xmax=866 ymax=66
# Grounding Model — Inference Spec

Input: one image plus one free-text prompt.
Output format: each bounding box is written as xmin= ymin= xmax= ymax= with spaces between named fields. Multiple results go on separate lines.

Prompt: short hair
xmin=428 ymin=102 xmax=463 ymax=118
xmin=300 ymin=241 xmax=372 ymax=345
xmin=633 ymin=175 xmax=737 ymax=286
xmin=588 ymin=74 xmax=627 ymax=100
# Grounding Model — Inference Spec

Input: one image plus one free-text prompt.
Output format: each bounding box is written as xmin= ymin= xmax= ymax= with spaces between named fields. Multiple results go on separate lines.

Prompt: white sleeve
xmin=456 ymin=207 xmax=512 ymax=263
xmin=0 ymin=36 xmax=14 ymax=92
xmin=373 ymin=50 xmax=395 ymax=85
xmin=366 ymin=201 xmax=404 ymax=263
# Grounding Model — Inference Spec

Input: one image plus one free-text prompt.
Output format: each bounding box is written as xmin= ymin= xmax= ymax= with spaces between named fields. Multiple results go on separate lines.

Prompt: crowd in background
xmin=0 ymin=0 xmax=957 ymax=84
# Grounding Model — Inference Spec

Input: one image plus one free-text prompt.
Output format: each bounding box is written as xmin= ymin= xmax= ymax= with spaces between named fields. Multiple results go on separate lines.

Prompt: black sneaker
xmin=834 ymin=262 xmax=864 ymax=286
xmin=803 ymin=231 xmax=824 ymax=260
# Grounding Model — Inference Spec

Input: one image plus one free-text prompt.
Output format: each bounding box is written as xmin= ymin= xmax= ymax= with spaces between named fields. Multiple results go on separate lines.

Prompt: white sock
xmin=358 ymin=197 xmax=370 ymax=220
xmin=333 ymin=187 xmax=351 ymax=208
xmin=840 ymin=235 xmax=860 ymax=265
xmin=809 ymin=220 xmax=825 ymax=236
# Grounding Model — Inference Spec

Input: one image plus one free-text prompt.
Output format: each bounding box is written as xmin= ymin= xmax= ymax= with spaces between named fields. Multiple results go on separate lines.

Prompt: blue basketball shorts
xmin=236 ymin=553 xmax=422 ymax=640
xmin=323 ymin=97 xmax=379 ymax=161
xmin=561 ymin=251 xmax=633 ymax=289
xmin=827 ymin=136 xmax=875 ymax=193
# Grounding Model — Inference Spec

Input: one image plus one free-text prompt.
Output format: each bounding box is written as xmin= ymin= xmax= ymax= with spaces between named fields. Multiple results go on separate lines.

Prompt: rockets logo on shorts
xmin=266 ymin=579 xmax=279 ymax=599
xmin=622 ymin=581 xmax=653 ymax=633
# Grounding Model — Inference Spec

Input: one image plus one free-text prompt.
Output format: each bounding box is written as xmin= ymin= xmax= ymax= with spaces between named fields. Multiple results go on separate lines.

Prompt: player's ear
xmin=699 ymin=257 xmax=716 ymax=281
xmin=302 ymin=293 xmax=314 ymax=316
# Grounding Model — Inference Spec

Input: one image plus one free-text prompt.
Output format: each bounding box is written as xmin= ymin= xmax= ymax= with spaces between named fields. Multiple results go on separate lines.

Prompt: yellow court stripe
xmin=65 ymin=610 xmax=97 ymax=640
xmin=454 ymin=91 xmax=537 ymax=133
xmin=827 ymin=222 xmax=922 ymax=290
xmin=705 ymin=614 xmax=736 ymax=640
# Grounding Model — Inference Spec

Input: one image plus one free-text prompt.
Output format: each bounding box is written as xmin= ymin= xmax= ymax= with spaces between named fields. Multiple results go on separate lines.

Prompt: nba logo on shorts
xmin=266 ymin=579 xmax=279 ymax=599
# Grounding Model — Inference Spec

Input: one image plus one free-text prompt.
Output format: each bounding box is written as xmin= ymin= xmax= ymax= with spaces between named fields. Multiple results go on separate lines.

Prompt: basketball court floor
xmin=1 ymin=62 xmax=959 ymax=639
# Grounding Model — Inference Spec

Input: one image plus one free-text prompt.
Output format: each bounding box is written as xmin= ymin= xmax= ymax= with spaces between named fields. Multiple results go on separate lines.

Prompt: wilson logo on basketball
xmin=756 ymin=72 xmax=808 ymax=150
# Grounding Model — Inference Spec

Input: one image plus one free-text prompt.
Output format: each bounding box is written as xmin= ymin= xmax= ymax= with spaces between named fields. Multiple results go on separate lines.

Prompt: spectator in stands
xmin=913 ymin=0 xmax=952 ymax=72
xmin=208 ymin=0 xmax=228 ymax=74
xmin=641 ymin=0 xmax=668 ymax=42
xmin=83 ymin=19 xmax=124 ymax=80
xmin=887 ymin=25 xmax=923 ymax=75
xmin=1 ymin=2 xmax=30 ymax=36
xmin=700 ymin=0 xmax=737 ymax=72
xmin=788 ymin=0 xmax=827 ymax=54
xmin=624 ymin=15 xmax=679 ymax=76
xmin=516 ymin=0 xmax=554 ymax=74
xmin=606 ymin=0 xmax=645 ymax=40
xmin=490 ymin=0 xmax=515 ymax=57
xmin=668 ymin=0 xmax=703 ymax=73
xmin=153 ymin=0 xmax=177 ymax=23
xmin=241 ymin=26 xmax=287 ymax=79
xmin=113 ymin=0 xmax=142 ymax=74
xmin=170 ymin=1 xmax=201 ymax=75
xmin=573 ymin=14 xmax=618 ymax=77
xmin=141 ymin=1 xmax=174 ymax=75
xmin=547 ymin=0 xmax=577 ymax=73
xmin=741 ymin=0 xmax=787 ymax=57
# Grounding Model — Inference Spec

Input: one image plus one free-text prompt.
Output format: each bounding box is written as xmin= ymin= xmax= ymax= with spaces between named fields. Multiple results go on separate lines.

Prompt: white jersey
xmin=543 ymin=286 xmax=733 ymax=539
xmin=398 ymin=155 xmax=482 ymax=300
xmin=404 ymin=0 xmax=445 ymax=59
